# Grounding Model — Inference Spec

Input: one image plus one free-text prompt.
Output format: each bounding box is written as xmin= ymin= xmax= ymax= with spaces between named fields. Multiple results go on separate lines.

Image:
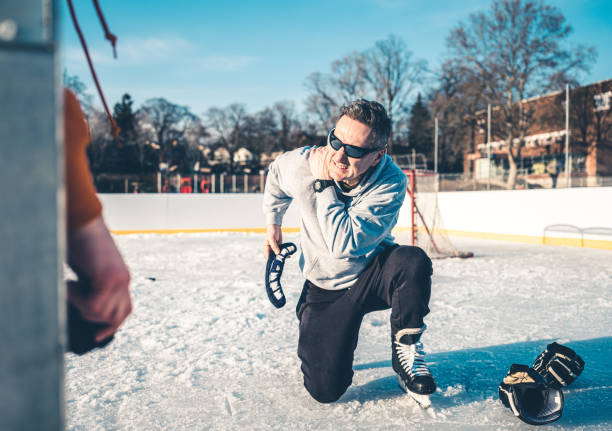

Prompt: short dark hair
xmin=339 ymin=99 xmax=391 ymax=148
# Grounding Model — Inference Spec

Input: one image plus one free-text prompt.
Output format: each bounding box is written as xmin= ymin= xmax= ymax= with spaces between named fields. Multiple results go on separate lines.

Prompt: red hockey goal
xmin=402 ymin=169 xmax=473 ymax=259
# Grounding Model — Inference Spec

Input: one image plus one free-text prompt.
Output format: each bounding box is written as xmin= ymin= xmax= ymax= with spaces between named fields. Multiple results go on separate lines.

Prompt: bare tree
xmin=273 ymin=101 xmax=302 ymax=152
xmin=559 ymin=82 xmax=612 ymax=166
xmin=363 ymin=35 xmax=427 ymax=153
xmin=85 ymin=109 xmax=114 ymax=174
xmin=446 ymin=0 xmax=596 ymax=188
xmin=205 ymin=103 xmax=247 ymax=173
xmin=303 ymin=92 xmax=336 ymax=135
xmin=591 ymin=85 xmax=612 ymax=154
xmin=429 ymin=60 xmax=490 ymax=174
xmin=182 ymin=117 xmax=209 ymax=148
xmin=241 ymin=108 xmax=277 ymax=158
xmin=304 ymin=36 xmax=427 ymax=153
xmin=304 ymin=52 xmax=368 ymax=133
xmin=138 ymin=98 xmax=197 ymax=163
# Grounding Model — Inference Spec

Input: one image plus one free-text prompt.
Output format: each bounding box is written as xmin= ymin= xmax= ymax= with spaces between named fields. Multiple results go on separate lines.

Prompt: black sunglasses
xmin=327 ymin=128 xmax=384 ymax=158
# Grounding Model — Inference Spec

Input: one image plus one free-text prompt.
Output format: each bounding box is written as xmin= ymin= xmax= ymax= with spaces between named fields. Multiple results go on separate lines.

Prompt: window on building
xmin=594 ymin=91 xmax=611 ymax=112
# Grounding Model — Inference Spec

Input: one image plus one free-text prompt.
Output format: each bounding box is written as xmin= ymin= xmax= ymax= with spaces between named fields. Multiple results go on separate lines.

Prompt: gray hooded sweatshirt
xmin=263 ymin=146 xmax=407 ymax=290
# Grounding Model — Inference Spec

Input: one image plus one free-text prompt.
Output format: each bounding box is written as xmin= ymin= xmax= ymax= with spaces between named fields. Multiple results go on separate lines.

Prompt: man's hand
xmin=264 ymin=224 xmax=282 ymax=259
xmin=309 ymin=146 xmax=333 ymax=180
xmin=67 ymin=216 xmax=132 ymax=342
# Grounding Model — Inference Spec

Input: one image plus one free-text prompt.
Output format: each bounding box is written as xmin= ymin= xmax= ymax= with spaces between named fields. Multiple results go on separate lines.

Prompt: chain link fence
xmin=438 ymin=172 xmax=612 ymax=191
xmin=94 ymin=172 xmax=267 ymax=193
xmin=93 ymin=171 xmax=612 ymax=193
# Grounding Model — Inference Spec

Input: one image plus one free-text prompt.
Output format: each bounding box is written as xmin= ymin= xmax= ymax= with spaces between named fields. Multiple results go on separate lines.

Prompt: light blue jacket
xmin=263 ymin=146 xmax=407 ymax=290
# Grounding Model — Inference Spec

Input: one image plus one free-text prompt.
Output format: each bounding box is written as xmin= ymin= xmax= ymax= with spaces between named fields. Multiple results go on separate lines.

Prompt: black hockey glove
xmin=67 ymin=302 xmax=114 ymax=355
xmin=265 ymin=242 xmax=297 ymax=308
xmin=532 ymin=342 xmax=585 ymax=388
xmin=498 ymin=364 xmax=563 ymax=425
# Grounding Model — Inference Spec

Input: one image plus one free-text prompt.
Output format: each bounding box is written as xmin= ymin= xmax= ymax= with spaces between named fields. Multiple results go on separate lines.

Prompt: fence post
xmin=434 ymin=117 xmax=438 ymax=173
xmin=487 ymin=104 xmax=491 ymax=191
xmin=220 ymin=174 xmax=225 ymax=193
xmin=244 ymin=174 xmax=248 ymax=193
xmin=232 ymin=174 xmax=236 ymax=193
xmin=260 ymin=170 xmax=265 ymax=192
xmin=564 ymin=84 xmax=570 ymax=188
xmin=0 ymin=1 xmax=64 ymax=429
xmin=157 ymin=172 xmax=161 ymax=193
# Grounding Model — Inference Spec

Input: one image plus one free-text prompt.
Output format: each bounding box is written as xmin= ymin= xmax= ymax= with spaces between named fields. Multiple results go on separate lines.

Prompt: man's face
xmin=328 ymin=115 xmax=385 ymax=185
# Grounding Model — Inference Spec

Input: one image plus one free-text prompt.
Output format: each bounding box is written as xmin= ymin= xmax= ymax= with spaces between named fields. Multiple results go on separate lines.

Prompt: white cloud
xmin=197 ymin=54 xmax=260 ymax=72
xmin=63 ymin=45 xmax=113 ymax=64
xmin=366 ymin=0 xmax=410 ymax=9
xmin=62 ymin=35 xmax=197 ymax=66
xmin=118 ymin=36 xmax=196 ymax=62
xmin=63 ymin=36 xmax=258 ymax=73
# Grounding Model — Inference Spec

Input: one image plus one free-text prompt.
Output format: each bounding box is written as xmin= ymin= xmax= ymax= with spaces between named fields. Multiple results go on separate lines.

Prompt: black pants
xmin=295 ymin=245 xmax=432 ymax=403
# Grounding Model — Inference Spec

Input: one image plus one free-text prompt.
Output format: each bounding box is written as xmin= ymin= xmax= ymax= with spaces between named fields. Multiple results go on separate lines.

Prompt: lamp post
xmin=434 ymin=117 xmax=438 ymax=173
xmin=487 ymin=104 xmax=491 ymax=191
xmin=564 ymin=84 xmax=570 ymax=188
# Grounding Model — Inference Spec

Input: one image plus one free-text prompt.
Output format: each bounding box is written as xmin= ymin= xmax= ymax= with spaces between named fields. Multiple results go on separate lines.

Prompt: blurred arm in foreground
xmin=64 ymin=88 xmax=132 ymax=352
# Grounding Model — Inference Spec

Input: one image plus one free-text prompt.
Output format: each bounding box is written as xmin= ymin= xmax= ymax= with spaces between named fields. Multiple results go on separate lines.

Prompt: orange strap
xmin=92 ymin=0 xmax=118 ymax=58
xmin=66 ymin=0 xmax=120 ymax=139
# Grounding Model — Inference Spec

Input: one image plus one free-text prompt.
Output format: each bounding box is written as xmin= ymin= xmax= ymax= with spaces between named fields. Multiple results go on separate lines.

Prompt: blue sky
xmin=60 ymin=0 xmax=612 ymax=116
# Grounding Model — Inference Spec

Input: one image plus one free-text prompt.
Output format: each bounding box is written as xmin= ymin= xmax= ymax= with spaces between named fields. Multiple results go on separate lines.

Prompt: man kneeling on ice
xmin=262 ymin=99 xmax=435 ymax=405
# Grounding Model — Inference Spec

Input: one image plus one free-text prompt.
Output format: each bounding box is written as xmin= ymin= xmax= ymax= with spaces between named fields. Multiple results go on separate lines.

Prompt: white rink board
xmin=433 ymin=187 xmax=612 ymax=237
xmin=99 ymin=193 xmax=301 ymax=231
xmin=100 ymin=187 xmax=612 ymax=239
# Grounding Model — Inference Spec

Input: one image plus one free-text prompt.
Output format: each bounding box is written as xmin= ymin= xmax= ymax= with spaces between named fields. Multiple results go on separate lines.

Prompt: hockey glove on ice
xmin=532 ymin=342 xmax=585 ymax=388
xmin=265 ymin=242 xmax=297 ymax=308
xmin=67 ymin=302 xmax=114 ymax=355
xmin=498 ymin=364 xmax=564 ymax=425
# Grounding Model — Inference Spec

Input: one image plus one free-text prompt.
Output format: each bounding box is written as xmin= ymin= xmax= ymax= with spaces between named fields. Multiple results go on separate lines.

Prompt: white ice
xmin=65 ymin=233 xmax=612 ymax=430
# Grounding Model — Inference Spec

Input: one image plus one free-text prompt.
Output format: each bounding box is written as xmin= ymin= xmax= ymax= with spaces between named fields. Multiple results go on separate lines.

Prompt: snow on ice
xmin=65 ymin=233 xmax=612 ymax=430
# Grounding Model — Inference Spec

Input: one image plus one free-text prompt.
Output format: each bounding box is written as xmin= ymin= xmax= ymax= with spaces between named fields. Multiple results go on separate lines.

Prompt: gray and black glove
xmin=533 ymin=342 xmax=585 ymax=388
xmin=498 ymin=364 xmax=564 ymax=425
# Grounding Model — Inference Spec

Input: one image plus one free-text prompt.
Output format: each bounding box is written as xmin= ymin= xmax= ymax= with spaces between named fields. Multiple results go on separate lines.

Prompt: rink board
xmin=100 ymin=187 xmax=612 ymax=250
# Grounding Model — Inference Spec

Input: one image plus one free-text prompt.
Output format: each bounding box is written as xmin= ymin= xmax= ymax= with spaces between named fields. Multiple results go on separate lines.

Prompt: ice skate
xmin=392 ymin=327 xmax=436 ymax=408
xmin=397 ymin=374 xmax=432 ymax=408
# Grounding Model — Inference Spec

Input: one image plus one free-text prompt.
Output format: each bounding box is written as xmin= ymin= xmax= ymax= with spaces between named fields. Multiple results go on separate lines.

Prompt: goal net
xmin=398 ymin=170 xmax=473 ymax=259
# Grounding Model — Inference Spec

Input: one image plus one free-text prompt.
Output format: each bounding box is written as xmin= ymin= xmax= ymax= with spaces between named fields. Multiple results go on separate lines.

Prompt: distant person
xmin=194 ymin=144 xmax=212 ymax=174
xmin=263 ymin=99 xmax=435 ymax=406
xmin=64 ymin=88 xmax=132 ymax=353
xmin=168 ymin=139 xmax=188 ymax=174
xmin=546 ymin=158 xmax=559 ymax=188
xmin=142 ymin=140 xmax=161 ymax=173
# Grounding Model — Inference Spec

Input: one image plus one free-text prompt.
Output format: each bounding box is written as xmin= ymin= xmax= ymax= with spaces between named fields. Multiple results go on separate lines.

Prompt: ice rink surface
xmin=66 ymin=233 xmax=612 ymax=430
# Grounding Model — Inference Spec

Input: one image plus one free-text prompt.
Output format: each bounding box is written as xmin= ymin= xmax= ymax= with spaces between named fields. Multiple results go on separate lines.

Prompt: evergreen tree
xmin=106 ymin=93 xmax=140 ymax=173
xmin=113 ymin=94 xmax=137 ymax=143
xmin=408 ymin=94 xmax=433 ymax=167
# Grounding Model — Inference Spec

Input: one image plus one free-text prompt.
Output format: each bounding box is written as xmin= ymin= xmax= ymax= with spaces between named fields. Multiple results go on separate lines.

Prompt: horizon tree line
xmin=65 ymin=0 xmax=598 ymax=188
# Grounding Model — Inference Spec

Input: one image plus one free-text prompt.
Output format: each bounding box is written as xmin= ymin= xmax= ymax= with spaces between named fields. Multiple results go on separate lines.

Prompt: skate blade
xmin=397 ymin=376 xmax=432 ymax=409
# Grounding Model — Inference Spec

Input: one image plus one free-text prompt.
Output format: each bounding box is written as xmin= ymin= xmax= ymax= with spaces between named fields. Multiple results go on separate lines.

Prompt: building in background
xmin=465 ymin=79 xmax=612 ymax=188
